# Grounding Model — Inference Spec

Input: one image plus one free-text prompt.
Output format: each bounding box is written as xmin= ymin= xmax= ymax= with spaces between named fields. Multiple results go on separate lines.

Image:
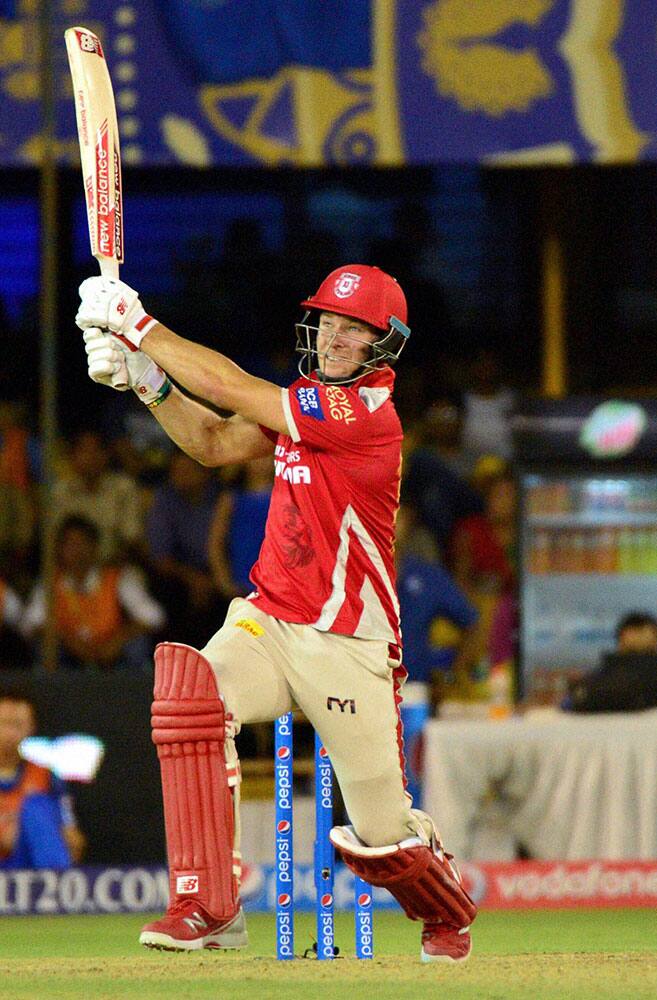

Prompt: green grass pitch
xmin=0 ymin=909 xmax=656 ymax=1000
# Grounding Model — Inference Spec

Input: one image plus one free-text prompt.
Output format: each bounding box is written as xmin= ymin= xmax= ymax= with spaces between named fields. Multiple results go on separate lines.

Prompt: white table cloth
xmin=424 ymin=710 xmax=657 ymax=860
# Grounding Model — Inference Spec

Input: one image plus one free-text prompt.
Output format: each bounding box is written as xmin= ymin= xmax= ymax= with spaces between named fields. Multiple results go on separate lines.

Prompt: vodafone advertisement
xmin=461 ymin=860 xmax=657 ymax=910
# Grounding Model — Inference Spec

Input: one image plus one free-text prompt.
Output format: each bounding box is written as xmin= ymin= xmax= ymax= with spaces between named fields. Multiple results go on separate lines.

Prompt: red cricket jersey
xmin=250 ymin=367 xmax=403 ymax=644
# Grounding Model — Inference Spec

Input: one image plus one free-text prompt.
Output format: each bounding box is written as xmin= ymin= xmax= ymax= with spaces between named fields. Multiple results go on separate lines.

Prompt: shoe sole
xmin=140 ymin=931 xmax=248 ymax=952
xmin=420 ymin=946 xmax=471 ymax=964
xmin=139 ymin=910 xmax=248 ymax=952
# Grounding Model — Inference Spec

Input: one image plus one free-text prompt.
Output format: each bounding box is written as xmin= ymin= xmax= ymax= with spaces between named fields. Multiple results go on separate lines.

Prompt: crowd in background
xmin=0 ymin=199 xmax=525 ymax=737
xmin=0 ymin=337 xmax=518 ymax=720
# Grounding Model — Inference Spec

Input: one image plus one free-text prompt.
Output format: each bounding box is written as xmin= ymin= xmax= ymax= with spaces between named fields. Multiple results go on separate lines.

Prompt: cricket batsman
xmin=75 ymin=264 xmax=477 ymax=962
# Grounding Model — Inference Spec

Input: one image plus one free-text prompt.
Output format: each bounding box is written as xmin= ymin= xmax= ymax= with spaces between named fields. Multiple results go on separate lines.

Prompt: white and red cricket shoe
xmin=420 ymin=922 xmax=472 ymax=964
xmin=139 ymin=900 xmax=248 ymax=951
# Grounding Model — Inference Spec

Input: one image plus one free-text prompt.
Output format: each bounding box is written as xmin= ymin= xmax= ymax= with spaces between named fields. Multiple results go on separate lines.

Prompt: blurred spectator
xmin=99 ymin=393 xmax=174 ymax=489
xmin=146 ymin=451 xmax=226 ymax=647
xmin=395 ymin=501 xmax=478 ymax=714
xmin=22 ymin=516 xmax=164 ymax=670
xmin=209 ymin=456 xmax=273 ymax=599
xmin=0 ymin=578 xmax=30 ymax=669
xmin=461 ymin=349 xmax=515 ymax=465
xmin=403 ymin=398 xmax=483 ymax=556
xmin=0 ymin=479 xmax=34 ymax=585
xmin=0 ymin=688 xmax=85 ymax=868
xmin=562 ymin=612 xmax=657 ymax=713
xmin=0 ymin=401 xmax=38 ymax=590
xmin=0 ymin=400 xmax=40 ymax=493
xmin=52 ymin=430 xmax=144 ymax=563
xmin=451 ymin=468 xmax=517 ymax=694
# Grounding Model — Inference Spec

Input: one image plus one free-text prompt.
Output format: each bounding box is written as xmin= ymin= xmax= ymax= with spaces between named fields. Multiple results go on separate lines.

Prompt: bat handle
xmin=99 ymin=259 xmax=129 ymax=389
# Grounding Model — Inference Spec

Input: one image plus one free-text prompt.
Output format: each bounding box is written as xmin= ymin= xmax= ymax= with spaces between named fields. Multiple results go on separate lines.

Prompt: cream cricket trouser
xmin=201 ymin=597 xmax=433 ymax=848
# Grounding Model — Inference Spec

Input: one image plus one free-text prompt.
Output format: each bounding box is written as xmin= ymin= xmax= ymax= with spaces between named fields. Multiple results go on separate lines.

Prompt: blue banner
xmin=1 ymin=0 xmax=655 ymax=166
xmin=0 ymin=864 xmax=398 ymax=916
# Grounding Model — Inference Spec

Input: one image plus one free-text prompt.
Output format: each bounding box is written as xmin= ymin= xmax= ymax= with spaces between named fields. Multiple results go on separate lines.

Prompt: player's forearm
xmin=148 ymin=384 xmax=231 ymax=466
xmin=142 ymin=324 xmax=253 ymax=411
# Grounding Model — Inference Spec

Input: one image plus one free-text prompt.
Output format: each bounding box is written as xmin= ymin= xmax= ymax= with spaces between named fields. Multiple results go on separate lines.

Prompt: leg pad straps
xmin=330 ymin=825 xmax=476 ymax=928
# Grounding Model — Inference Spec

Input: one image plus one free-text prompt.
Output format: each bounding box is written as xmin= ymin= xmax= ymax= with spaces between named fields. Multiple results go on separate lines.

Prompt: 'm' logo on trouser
xmin=327 ymin=697 xmax=356 ymax=714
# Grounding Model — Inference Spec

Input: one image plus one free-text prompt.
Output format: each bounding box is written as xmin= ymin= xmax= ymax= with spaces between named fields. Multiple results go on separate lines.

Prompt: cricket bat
xmin=65 ymin=26 xmax=128 ymax=387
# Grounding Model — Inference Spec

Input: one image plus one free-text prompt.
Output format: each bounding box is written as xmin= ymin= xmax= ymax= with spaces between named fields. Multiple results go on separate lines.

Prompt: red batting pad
xmin=335 ymin=840 xmax=477 ymax=928
xmin=152 ymin=642 xmax=238 ymax=921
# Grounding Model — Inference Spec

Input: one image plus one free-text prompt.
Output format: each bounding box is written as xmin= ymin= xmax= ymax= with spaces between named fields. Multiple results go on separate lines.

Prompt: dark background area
xmin=3 ymin=164 xmax=657 ymax=438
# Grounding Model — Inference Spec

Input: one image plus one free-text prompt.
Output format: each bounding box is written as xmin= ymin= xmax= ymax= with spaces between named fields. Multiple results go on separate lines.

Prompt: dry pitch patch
xmin=1 ymin=954 xmax=657 ymax=1000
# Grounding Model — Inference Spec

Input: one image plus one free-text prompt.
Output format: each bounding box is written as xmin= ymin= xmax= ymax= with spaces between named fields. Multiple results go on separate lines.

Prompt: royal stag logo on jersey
xmin=333 ymin=272 xmax=361 ymax=298
xmin=325 ymin=385 xmax=356 ymax=424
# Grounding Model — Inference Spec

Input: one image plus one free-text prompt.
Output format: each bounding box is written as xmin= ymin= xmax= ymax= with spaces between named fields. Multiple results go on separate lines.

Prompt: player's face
xmin=316 ymin=312 xmax=378 ymax=380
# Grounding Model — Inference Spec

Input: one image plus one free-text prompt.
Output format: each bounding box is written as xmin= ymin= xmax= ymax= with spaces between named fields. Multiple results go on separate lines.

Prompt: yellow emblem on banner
xmin=417 ymin=0 xmax=647 ymax=163
xmin=417 ymin=0 xmax=555 ymax=116
xmin=234 ymin=618 xmax=265 ymax=638
xmin=200 ymin=67 xmax=377 ymax=167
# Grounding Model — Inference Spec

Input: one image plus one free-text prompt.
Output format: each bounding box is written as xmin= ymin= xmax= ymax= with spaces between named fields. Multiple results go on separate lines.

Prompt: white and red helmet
xmin=296 ymin=264 xmax=410 ymax=383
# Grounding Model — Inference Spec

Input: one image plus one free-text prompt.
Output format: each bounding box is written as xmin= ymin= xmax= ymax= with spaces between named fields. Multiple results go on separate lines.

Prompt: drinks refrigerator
xmin=513 ymin=398 xmax=657 ymax=700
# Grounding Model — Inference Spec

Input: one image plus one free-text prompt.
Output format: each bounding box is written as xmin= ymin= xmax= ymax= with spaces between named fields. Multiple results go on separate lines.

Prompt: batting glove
xmin=84 ymin=329 xmax=171 ymax=407
xmin=76 ymin=276 xmax=158 ymax=348
xmin=84 ymin=328 xmax=129 ymax=389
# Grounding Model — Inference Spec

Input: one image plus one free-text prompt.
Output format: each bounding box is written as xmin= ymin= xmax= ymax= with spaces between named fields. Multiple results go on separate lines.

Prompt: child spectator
xmin=0 ymin=688 xmax=85 ymax=869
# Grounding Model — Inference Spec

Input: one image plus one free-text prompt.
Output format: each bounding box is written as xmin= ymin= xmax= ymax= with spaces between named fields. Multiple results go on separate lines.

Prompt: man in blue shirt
xmin=146 ymin=451 xmax=225 ymax=647
xmin=395 ymin=502 xmax=478 ymax=805
xmin=396 ymin=502 xmax=478 ymax=693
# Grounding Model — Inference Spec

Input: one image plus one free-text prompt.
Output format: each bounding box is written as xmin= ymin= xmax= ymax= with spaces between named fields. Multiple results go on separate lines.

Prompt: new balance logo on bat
xmin=327 ymin=697 xmax=356 ymax=714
